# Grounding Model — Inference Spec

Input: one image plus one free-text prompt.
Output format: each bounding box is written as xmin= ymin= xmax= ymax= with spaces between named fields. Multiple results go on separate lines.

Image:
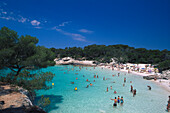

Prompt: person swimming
xmin=97 ymin=75 xmax=99 ymax=78
xmin=114 ymin=91 xmax=117 ymax=94
xmin=86 ymin=85 xmax=89 ymax=88
xmin=90 ymin=83 xmax=93 ymax=86
xmin=147 ymin=86 xmax=151 ymax=90
xmin=117 ymin=96 xmax=120 ymax=103
xmin=71 ymin=82 xmax=74 ymax=84
xmin=86 ymin=79 xmax=89 ymax=82
xmin=120 ymin=96 xmax=124 ymax=105
xmin=110 ymin=86 xmax=112 ymax=90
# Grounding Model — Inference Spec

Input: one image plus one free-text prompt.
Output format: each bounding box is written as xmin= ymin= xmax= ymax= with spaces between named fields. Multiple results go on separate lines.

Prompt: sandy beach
xmin=101 ymin=65 xmax=170 ymax=92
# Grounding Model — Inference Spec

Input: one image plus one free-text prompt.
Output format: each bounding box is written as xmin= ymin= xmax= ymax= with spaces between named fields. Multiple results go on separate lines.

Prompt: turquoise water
xmin=35 ymin=65 xmax=169 ymax=113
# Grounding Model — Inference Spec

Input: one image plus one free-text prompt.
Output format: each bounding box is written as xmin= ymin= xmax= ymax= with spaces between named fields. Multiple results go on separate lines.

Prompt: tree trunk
xmin=15 ymin=67 xmax=24 ymax=76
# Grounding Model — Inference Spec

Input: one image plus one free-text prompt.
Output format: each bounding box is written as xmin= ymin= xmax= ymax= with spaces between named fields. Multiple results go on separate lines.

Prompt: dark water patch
xmin=34 ymin=95 xmax=63 ymax=112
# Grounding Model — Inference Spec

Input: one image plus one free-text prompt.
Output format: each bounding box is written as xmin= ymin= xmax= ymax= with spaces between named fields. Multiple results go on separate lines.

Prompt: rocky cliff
xmin=0 ymin=82 xmax=46 ymax=113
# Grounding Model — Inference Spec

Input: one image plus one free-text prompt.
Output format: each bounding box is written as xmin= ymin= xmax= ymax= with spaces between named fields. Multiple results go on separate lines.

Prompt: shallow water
xmin=35 ymin=65 xmax=169 ymax=113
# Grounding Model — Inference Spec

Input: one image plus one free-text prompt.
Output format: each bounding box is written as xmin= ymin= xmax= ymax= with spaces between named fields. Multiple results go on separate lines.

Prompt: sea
xmin=34 ymin=65 xmax=169 ymax=113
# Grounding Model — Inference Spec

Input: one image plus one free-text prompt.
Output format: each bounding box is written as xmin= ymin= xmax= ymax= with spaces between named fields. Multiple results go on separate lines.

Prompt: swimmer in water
xmin=124 ymin=77 xmax=126 ymax=83
xmin=71 ymin=82 xmax=74 ymax=84
xmin=86 ymin=79 xmax=89 ymax=82
xmin=123 ymin=84 xmax=125 ymax=87
xmin=167 ymin=96 xmax=170 ymax=112
xmin=90 ymin=83 xmax=93 ymax=86
xmin=130 ymin=85 xmax=133 ymax=92
xmin=133 ymin=89 xmax=136 ymax=97
xmin=120 ymin=96 xmax=124 ymax=105
xmin=110 ymin=86 xmax=112 ymax=90
xmin=86 ymin=85 xmax=89 ymax=88
xmin=114 ymin=91 xmax=117 ymax=94
xmin=76 ymin=78 xmax=78 ymax=80
xmin=107 ymin=87 xmax=108 ymax=92
xmin=147 ymin=86 xmax=151 ymax=90
xmin=93 ymin=80 xmax=95 ymax=82
xmin=110 ymin=97 xmax=117 ymax=107
xmin=117 ymin=96 xmax=120 ymax=103
xmin=97 ymin=75 xmax=99 ymax=78
xmin=118 ymin=73 xmax=120 ymax=76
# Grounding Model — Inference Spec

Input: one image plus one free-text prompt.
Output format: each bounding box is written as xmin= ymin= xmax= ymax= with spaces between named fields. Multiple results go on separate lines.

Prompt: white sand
xmin=100 ymin=65 xmax=170 ymax=92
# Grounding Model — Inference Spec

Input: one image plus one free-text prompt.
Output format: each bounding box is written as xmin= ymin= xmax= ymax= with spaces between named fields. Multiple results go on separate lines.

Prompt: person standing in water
xmin=124 ymin=77 xmax=126 ymax=83
xmin=120 ymin=96 xmax=124 ymax=105
xmin=133 ymin=89 xmax=136 ymax=97
xmin=110 ymin=97 xmax=117 ymax=107
xmin=130 ymin=85 xmax=133 ymax=92
xmin=167 ymin=96 xmax=170 ymax=112
xmin=107 ymin=87 xmax=108 ymax=92
xmin=123 ymin=84 xmax=125 ymax=87
xmin=117 ymin=96 xmax=120 ymax=103
xmin=110 ymin=86 xmax=112 ymax=90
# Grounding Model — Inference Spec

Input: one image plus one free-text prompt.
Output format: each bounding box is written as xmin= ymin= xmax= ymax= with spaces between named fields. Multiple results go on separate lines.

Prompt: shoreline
xmin=55 ymin=60 xmax=170 ymax=93
xmin=100 ymin=65 xmax=170 ymax=92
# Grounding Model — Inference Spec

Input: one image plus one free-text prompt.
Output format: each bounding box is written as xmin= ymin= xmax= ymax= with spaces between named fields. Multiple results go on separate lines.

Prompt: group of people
xmin=110 ymin=96 xmax=124 ymax=107
xmin=130 ymin=85 xmax=137 ymax=97
xmin=70 ymin=66 xmax=169 ymax=111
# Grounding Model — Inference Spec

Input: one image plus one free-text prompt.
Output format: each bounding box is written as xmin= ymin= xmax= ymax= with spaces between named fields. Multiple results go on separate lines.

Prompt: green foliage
xmin=0 ymin=27 xmax=55 ymax=76
xmin=158 ymin=60 xmax=170 ymax=72
xmin=51 ymin=44 xmax=170 ymax=70
xmin=38 ymin=95 xmax=51 ymax=108
xmin=0 ymin=27 xmax=56 ymax=104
